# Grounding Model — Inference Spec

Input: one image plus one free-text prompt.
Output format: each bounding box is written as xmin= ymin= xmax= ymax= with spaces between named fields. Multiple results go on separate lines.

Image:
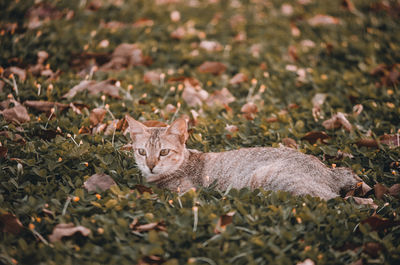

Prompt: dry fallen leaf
xmin=63 ymin=79 xmax=120 ymax=99
xmin=374 ymin=183 xmax=400 ymax=199
xmin=282 ymin=138 xmax=298 ymax=149
xmin=100 ymin=43 xmax=151 ymax=71
xmin=0 ymin=100 xmax=30 ymax=124
xmin=48 ymin=223 xmax=91 ymax=242
xmin=229 ymin=73 xmax=248 ymax=85
xmin=24 ymin=100 xmax=69 ymax=114
xmin=0 ymin=146 xmax=7 ymax=158
xmin=129 ymin=219 xmax=166 ymax=232
xmin=199 ymin=40 xmax=223 ymax=52
xmin=84 ymin=173 xmax=116 ymax=192
xmin=322 ymin=112 xmax=352 ymax=131
xmin=308 ymin=14 xmax=341 ymax=26
xmin=0 ymin=213 xmax=23 ymax=235
xmin=4 ymin=67 xmax=26 ymax=81
xmin=214 ymin=211 xmax=235 ymax=234
xmin=89 ymin=108 xmax=107 ymax=126
xmin=143 ymin=71 xmax=161 ymax=85
xmin=206 ymin=87 xmax=235 ymax=107
xmin=361 ymin=216 xmax=400 ymax=231
xmin=345 ymin=196 xmax=378 ymax=210
xmin=241 ymin=102 xmax=258 ymax=120
xmin=302 ymin=131 xmax=330 ymax=144
xmin=198 ymin=61 xmax=227 ymax=75
xmin=182 ymin=81 xmax=209 ymax=107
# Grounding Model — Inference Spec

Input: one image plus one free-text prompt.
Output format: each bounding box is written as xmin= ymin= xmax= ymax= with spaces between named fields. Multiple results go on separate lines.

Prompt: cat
xmin=125 ymin=115 xmax=363 ymax=200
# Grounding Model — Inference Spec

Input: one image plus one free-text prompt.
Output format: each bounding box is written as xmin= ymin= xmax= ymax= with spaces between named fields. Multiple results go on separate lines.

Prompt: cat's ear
xmin=125 ymin=115 xmax=148 ymax=141
xmin=166 ymin=117 xmax=188 ymax=144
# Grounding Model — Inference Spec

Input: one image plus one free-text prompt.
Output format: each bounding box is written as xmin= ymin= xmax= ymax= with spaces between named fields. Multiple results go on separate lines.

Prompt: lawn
xmin=0 ymin=0 xmax=400 ymax=264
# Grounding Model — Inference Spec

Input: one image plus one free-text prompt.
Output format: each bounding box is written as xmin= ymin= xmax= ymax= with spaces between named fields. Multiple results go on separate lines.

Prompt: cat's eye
xmin=159 ymin=149 xmax=170 ymax=156
xmin=137 ymin=148 xmax=146 ymax=156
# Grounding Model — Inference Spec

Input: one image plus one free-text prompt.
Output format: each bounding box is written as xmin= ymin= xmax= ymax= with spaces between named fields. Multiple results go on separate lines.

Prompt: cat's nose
xmin=147 ymin=163 xmax=156 ymax=172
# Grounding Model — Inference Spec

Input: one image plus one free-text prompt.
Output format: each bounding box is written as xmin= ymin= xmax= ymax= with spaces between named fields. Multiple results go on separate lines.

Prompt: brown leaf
xmin=302 ymin=131 xmax=330 ymax=144
xmin=89 ymin=108 xmax=107 ymax=126
xmin=322 ymin=112 xmax=352 ymax=131
xmin=83 ymin=173 xmax=116 ymax=192
xmin=130 ymin=219 xmax=166 ymax=232
xmin=361 ymin=216 xmax=400 ymax=231
xmin=0 ymin=104 xmax=30 ymax=124
xmin=229 ymin=73 xmax=248 ymax=85
xmin=199 ymin=40 xmax=223 ymax=52
xmin=133 ymin=18 xmax=154 ymax=28
xmin=167 ymin=76 xmax=201 ymax=87
xmin=374 ymin=183 xmax=389 ymax=200
xmin=341 ymin=0 xmax=356 ymax=12
xmin=214 ymin=211 xmax=235 ymax=234
xmin=282 ymin=138 xmax=298 ymax=149
xmin=374 ymin=183 xmax=400 ymax=199
xmin=288 ymin=45 xmax=298 ymax=61
xmin=48 ymin=223 xmax=90 ymax=242
xmin=0 ymin=146 xmax=7 ymax=158
xmin=308 ymin=14 xmax=340 ymax=26
xmin=241 ymin=102 xmax=258 ymax=120
xmin=380 ymin=134 xmax=400 ymax=148
xmin=100 ymin=43 xmax=150 ymax=70
xmin=206 ymin=87 xmax=235 ymax=107
xmin=143 ymin=71 xmax=161 ymax=85
xmin=4 ymin=67 xmax=26 ymax=81
xmin=198 ymin=61 xmax=227 ymax=75
xmin=182 ymin=81 xmax=209 ymax=107
xmin=24 ymin=100 xmax=69 ymax=114
xmin=356 ymin=138 xmax=378 ymax=148
xmin=345 ymin=196 xmax=378 ymax=209
xmin=63 ymin=80 xmax=120 ymax=99
xmin=389 ymin=184 xmax=400 ymax=197
xmin=0 ymin=213 xmax=23 ymax=235
xmin=133 ymin=184 xmax=153 ymax=194
xmin=363 ymin=242 xmax=383 ymax=258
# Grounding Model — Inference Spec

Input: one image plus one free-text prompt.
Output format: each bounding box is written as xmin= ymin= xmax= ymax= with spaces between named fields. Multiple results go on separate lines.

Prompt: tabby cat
xmin=126 ymin=115 xmax=362 ymax=200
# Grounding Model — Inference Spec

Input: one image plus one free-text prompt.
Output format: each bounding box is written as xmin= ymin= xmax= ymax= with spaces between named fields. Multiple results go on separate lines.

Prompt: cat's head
xmin=126 ymin=115 xmax=188 ymax=181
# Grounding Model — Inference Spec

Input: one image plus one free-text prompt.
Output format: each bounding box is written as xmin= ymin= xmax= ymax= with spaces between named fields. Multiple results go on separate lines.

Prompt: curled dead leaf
xmin=302 ymin=131 xmax=330 ymax=144
xmin=206 ymin=87 xmax=235 ymax=107
xmin=130 ymin=219 xmax=166 ymax=232
xmin=143 ymin=71 xmax=161 ymax=85
xmin=214 ymin=211 xmax=235 ymax=234
xmin=24 ymin=100 xmax=69 ymax=114
xmin=361 ymin=216 xmax=400 ymax=231
xmin=198 ymin=61 xmax=227 ymax=75
xmin=322 ymin=112 xmax=352 ymax=131
xmin=374 ymin=183 xmax=400 ymax=199
xmin=182 ymin=81 xmax=209 ymax=107
xmin=229 ymin=73 xmax=248 ymax=85
xmin=282 ymin=138 xmax=298 ymax=149
xmin=241 ymin=102 xmax=258 ymax=120
xmin=345 ymin=196 xmax=378 ymax=209
xmin=100 ymin=43 xmax=151 ymax=71
xmin=48 ymin=223 xmax=90 ymax=242
xmin=0 ymin=146 xmax=7 ymax=158
xmin=0 ymin=101 xmax=30 ymax=124
xmin=199 ymin=40 xmax=223 ymax=52
xmin=84 ymin=173 xmax=116 ymax=192
xmin=0 ymin=213 xmax=23 ymax=235
xmin=63 ymin=79 xmax=120 ymax=99
xmin=89 ymin=108 xmax=107 ymax=126
xmin=133 ymin=184 xmax=153 ymax=194
xmin=4 ymin=67 xmax=26 ymax=81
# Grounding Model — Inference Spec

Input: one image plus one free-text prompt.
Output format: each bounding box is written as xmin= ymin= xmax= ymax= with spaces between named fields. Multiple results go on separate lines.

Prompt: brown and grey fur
xmin=126 ymin=115 xmax=362 ymax=200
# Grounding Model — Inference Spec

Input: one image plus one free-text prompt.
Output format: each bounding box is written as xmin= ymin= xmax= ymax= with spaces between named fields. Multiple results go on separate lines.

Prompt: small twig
xmin=31 ymin=229 xmax=49 ymax=245
xmin=62 ymin=196 xmax=72 ymax=216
